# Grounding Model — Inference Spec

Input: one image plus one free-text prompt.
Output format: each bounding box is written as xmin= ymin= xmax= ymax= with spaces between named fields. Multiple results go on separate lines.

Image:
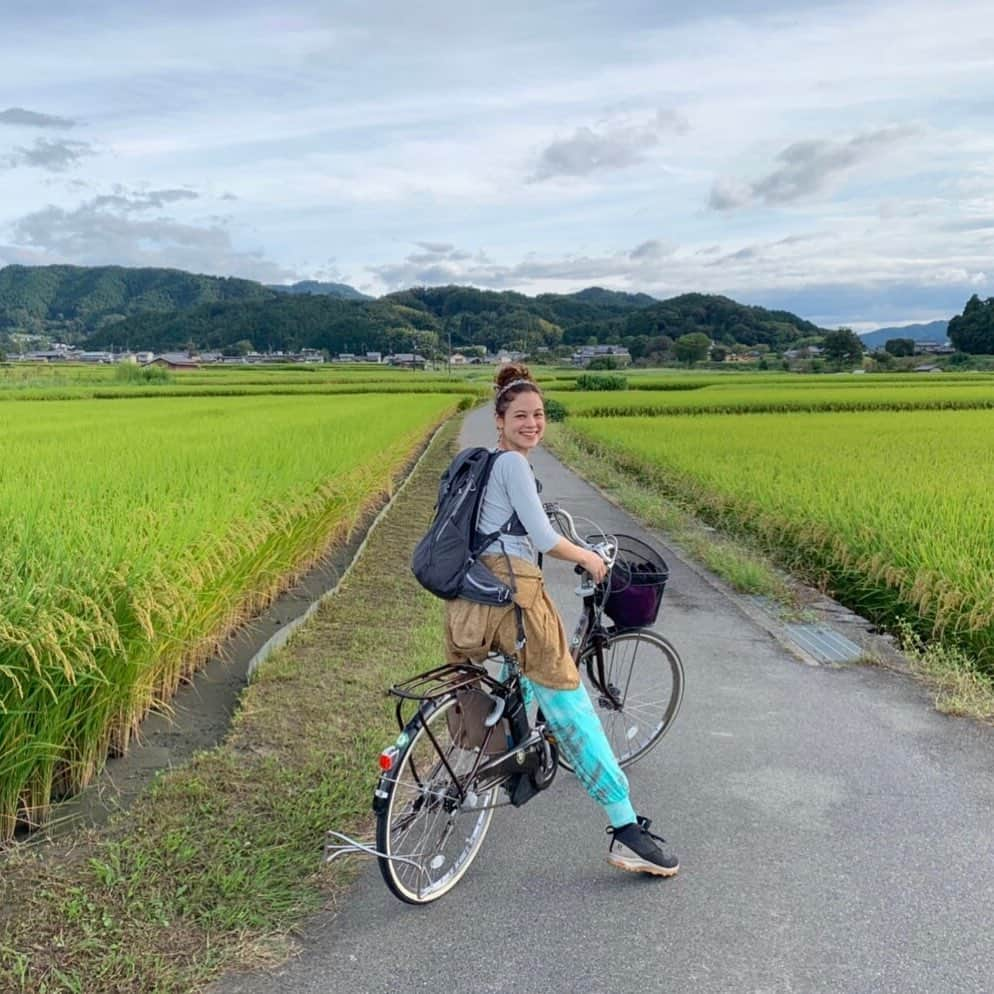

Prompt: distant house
xmin=387 ymin=353 xmax=427 ymax=369
xmin=914 ymin=364 xmax=943 ymax=373
xmin=449 ymin=352 xmax=468 ymax=366
xmin=20 ymin=350 xmax=68 ymax=362
xmin=146 ymin=353 xmax=200 ymax=370
xmin=571 ymin=344 xmax=632 ymax=368
xmin=783 ymin=346 xmax=823 ymax=360
xmin=495 ymin=350 xmax=527 ymax=365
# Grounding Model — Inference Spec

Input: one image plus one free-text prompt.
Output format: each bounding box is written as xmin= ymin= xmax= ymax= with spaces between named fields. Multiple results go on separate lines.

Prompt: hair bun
xmin=494 ymin=362 xmax=534 ymax=391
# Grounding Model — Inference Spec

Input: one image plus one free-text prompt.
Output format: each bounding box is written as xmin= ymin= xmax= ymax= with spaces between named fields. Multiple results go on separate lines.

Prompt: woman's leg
xmin=525 ymin=677 xmax=637 ymax=829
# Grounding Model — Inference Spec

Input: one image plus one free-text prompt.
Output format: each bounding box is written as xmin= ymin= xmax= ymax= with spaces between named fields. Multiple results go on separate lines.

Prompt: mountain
xmin=0 ymin=264 xmax=275 ymax=339
xmin=266 ymin=280 xmax=372 ymax=301
xmin=858 ymin=320 xmax=949 ymax=349
xmin=555 ymin=286 xmax=659 ymax=310
xmin=0 ymin=263 xmax=830 ymax=358
xmin=83 ymin=280 xmax=827 ymax=358
xmin=618 ymin=293 xmax=824 ymax=349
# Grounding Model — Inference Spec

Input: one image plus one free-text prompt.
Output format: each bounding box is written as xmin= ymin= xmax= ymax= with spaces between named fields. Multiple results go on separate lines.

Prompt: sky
xmin=2 ymin=0 xmax=993 ymax=330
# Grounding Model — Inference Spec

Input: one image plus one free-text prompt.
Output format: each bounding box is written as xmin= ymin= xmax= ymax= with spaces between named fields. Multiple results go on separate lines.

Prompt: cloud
xmin=89 ymin=187 xmax=199 ymax=212
xmin=415 ymin=241 xmax=454 ymax=254
xmin=629 ymin=239 xmax=673 ymax=261
xmin=0 ymin=107 xmax=76 ymax=128
xmin=531 ymin=108 xmax=688 ymax=181
xmin=6 ymin=192 xmax=296 ymax=283
xmin=365 ymin=234 xmax=992 ymax=328
xmin=3 ymin=138 xmax=94 ymax=171
xmin=710 ymin=126 xmax=920 ymax=210
xmin=369 ymin=237 xmax=681 ymax=291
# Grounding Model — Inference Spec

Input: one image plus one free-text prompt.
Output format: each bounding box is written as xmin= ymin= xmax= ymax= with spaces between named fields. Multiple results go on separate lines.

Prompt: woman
xmin=444 ymin=363 xmax=679 ymax=877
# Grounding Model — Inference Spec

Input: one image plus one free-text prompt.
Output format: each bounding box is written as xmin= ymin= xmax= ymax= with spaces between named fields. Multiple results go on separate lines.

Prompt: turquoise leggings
xmin=520 ymin=674 xmax=637 ymax=829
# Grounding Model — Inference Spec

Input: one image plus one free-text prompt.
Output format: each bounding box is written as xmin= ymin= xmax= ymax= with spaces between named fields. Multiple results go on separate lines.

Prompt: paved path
xmin=216 ymin=405 xmax=994 ymax=994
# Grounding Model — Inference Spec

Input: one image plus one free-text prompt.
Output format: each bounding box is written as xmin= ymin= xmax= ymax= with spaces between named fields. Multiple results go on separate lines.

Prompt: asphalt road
xmin=214 ymin=405 xmax=994 ymax=994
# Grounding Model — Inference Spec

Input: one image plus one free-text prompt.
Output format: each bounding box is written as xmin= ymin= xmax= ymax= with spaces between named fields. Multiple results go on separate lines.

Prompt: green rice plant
xmin=0 ymin=392 xmax=459 ymax=837
xmin=564 ymin=409 xmax=994 ymax=673
xmin=0 ymin=362 xmax=492 ymax=398
xmin=113 ymin=362 xmax=171 ymax=384
xmin=0 ymin=380 xmax=487 ymax=404
xmin=549 ymin=379 xmax=994 ymax=417
xmin=575 ymin=373 xmax=627 ymax=391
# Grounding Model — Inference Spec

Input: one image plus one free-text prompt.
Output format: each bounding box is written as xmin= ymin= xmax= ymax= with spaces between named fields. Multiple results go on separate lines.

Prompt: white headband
xmin=495 ymin=378 xmax=539 ymax=401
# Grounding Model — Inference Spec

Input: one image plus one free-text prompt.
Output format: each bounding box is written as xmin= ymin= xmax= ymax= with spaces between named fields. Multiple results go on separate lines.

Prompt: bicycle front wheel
xmin=565 ymin=629 xmax=684 ymax=770
xmin=375 ymin=694 xmax=498 ymax=904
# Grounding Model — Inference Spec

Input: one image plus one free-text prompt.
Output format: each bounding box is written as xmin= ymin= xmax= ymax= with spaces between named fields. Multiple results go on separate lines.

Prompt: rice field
xmin=0 ymin=362 xmax=490 ymax=401
xmin=565 ymin=408 xmax=994 ymax=670
xmin=550 ymin=379 xmax=994 ymax=416
xmin=0 ymin=392 xmax=459 ymax=838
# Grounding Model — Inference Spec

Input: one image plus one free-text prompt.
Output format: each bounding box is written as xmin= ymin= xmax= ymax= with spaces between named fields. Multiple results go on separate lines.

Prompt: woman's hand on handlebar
xmin=579 ymin=547 xmax=608 ymax=584
xmin=546 ymin=535 xmax=608 ymax=582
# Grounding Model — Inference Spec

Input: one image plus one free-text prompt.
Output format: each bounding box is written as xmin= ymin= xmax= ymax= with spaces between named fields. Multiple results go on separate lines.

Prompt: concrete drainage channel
xmin=741 ymin=593 xmax=907 ymax=670
xmin=27 ymin=426 xmax=446 ymax=843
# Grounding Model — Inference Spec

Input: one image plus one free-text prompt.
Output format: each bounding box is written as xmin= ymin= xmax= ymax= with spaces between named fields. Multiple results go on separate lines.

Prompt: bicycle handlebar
xmin=543 ymin=502 xmax=618 ymax=569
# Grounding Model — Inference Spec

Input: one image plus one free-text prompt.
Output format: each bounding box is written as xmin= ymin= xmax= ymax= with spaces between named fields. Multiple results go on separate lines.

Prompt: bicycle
xmin=325 ymin=506 xmax=684 ymax=904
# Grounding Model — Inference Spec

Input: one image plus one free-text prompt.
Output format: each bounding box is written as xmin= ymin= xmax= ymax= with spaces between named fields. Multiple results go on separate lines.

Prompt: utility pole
xmin=447 ymin=324 xmax=452 ymax=377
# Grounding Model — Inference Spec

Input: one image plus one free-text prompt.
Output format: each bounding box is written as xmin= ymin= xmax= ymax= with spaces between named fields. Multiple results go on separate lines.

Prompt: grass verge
xmin=893 ymin=619 xmax=994 ymax=720
xmin=0 ymin=416 xmax=461 ymax=993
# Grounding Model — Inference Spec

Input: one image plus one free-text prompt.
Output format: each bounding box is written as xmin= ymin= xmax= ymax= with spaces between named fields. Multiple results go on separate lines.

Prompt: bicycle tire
xmin=375 ymin=693 xmax=498 ymax=904
xmin=559 ymin=629 xmax=684 ymax=772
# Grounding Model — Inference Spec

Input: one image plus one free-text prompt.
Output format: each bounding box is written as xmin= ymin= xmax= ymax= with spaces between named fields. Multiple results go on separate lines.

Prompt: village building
xmin=386 ymin=352 xmax=427 ymax=369
xmin=145 ymin=353 xmax=201 ymax=370
xmin=570 ymin=344 xmax=632 ymax=367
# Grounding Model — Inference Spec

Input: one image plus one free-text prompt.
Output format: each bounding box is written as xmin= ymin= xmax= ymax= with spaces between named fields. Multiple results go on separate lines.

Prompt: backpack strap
xmin=469 ymin=449 xmax=519 ymax=555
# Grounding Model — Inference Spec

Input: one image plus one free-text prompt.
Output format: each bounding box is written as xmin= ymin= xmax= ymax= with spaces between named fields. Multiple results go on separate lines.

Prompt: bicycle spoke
xmin=566 ymin=630 xmax=683 ymax=769
xmin=377 ymin=695 xmax=499 ymax=903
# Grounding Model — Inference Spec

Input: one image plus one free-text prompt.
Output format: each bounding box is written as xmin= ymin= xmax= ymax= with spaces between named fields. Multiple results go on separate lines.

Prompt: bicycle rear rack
xmin=388 ymin=661 xmax=508 ymax=702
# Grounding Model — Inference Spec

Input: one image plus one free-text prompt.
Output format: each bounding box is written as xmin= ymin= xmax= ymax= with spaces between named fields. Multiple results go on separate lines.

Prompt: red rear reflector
xmin=379 ymin=749 xmax=396 ymax=771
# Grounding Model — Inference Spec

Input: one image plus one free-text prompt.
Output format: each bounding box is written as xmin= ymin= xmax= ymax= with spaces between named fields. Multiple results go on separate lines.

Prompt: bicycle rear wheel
xmin=562 ymin=629 xmax=684 ymax=771
xmin=375 ymin=693 xmax=498 ymax=904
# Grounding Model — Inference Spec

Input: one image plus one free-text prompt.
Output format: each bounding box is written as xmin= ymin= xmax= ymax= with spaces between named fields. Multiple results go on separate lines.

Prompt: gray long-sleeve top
xmin=477 ymin=450 xmax=559 ymax=563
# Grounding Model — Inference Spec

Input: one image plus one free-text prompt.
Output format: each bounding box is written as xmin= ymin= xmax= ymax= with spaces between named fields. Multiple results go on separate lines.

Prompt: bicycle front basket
xmin=602 ymin=535 xmax=669 ymax=629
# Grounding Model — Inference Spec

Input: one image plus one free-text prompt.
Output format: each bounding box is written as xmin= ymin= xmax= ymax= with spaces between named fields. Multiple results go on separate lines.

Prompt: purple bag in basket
xmin=603 ymin=547 xmax=668 ymax=628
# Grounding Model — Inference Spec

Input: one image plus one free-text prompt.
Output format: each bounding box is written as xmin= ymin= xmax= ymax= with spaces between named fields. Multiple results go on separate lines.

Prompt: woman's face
xmin=497 ymin=389 xmax=546 ymax=454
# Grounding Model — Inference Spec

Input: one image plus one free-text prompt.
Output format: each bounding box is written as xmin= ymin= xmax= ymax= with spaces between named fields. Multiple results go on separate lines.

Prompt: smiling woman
xmin=0 ymin=391 xmax=460 ymax=839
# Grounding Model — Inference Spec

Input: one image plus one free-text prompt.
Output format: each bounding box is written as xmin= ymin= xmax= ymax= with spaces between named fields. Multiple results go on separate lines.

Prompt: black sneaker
xmin=606 ymin=816 xmax=679 ymax=877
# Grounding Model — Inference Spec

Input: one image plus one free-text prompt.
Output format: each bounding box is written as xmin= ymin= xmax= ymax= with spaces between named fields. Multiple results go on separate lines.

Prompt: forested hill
xmin=0 ymin=264 xmax=276 ymax=337
xmin=0 ymin=263 xmax=827 ymax=356
xmin=85 ymin=283 xmax=826 ymax=358
xmin=266 ymin=280 xmax=372 ymax=301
